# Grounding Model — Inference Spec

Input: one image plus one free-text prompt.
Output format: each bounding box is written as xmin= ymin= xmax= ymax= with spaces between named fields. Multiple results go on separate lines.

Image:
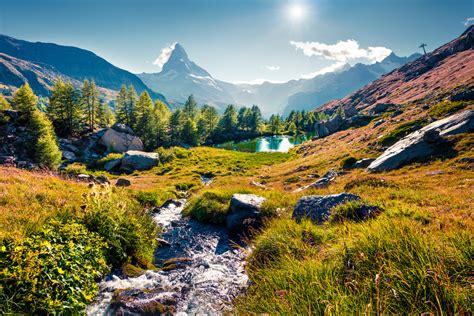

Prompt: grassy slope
xmin=0 ymin=100 xmax=472 ymax=313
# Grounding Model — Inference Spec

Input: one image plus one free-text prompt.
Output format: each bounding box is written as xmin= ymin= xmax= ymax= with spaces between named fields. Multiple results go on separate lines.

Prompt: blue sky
xmin=1 ymin=0 xmax=472 ymax=83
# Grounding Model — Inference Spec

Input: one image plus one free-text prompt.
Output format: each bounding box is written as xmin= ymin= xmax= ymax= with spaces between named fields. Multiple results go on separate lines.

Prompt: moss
xmin=428 ymin=101 xmax=468 ymax=118
xmin=121 ymin=263 xmax=145 ymax=278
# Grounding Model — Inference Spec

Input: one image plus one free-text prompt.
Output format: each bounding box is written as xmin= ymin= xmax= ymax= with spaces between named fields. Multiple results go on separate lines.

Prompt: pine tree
xmin=219 ymin=104 xmax=238 ymax=135
xmin=287 ymin=122 xmax=297 ymax=136
xmin=237 ymin=107 xmax=250 ymax=131
xmin=115 ymin=85 xmax=129 ymax=125
xmin=183 ymin=95 xmax=198 ymax=120
xmin=154 ymin=100 xmax=170 ymax=147
xmin=80 ymin=80 xmax=99 ymax=132
xmin=197 ymin=104 xmax=219 ymax=142
xmin=249 ymin=105 xmax=263 ymax=132
xmin=269 ymin=114 xmax=282 ymax=134
xmin=169 ymin=109 xmax=184 ymax=145
xmin=47 ymin=80 xmax=81 ymax=136
xmin=181 ymin=118 xmax=198 ymax=146
xmin=30 ymin=110 xmax=62 ymax=169
xmin=134 ymin=91 xmax=154 ymax=135
xmin=12 ymin=83 xmax=37 ymax=122
xmin=127 ymin=85 xmax=138 ymax=127
xmin=97 ymin=101 xmax=115 ymax=128
xmin=0 ymin=94 xmax=10 ymax=110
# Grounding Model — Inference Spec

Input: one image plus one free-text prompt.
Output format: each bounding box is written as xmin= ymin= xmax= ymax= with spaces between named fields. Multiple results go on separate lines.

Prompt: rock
xmin=322 ymin=169 xmax=338 ymax=179
xmin=116 ymin=178 xmax=131 ymax=187
xmin=226 ymin=194 xmax=267 ymax=235
xmin=352 ymin=158 xmax=375 ymax=169
xmin=77 ymin=174 xmax=91 ymax=181
xmin=98 ymin=128 xmax=144 ymax=153
xmin=370 ymin=103 xmax=397 ymax=115
xmin=95 ymin=175 xmax=110 ymax=185
xmin=250 ymin=180 xmax=267 ymax=189
xmin=368 ymin=110 xmax=474 ymax=172
xmin=293 ymin=170 xmax=338 ymax=193
xmin=373 ymin=119 xmax=385 ymax=128
xmin=62 ymin=150 xmax=76 ymax=161
xmin=457 ymin=157 xmax=474 ymax=163
xmin=110 ymin=288 xmax=177 ymax=315
xmin=120 ymin=150 xmax=160 ymax=171
xmin=112 ymin=122 xmax=135 ymax=135
xmin=426 ymin=170 xmax=444 ymax=176
xmin=449 ymin=88 xmax=474 ymax=102
xmin=104 ymin=158 xmax=122 ymax=171
xmin=391 ymin=109 xmax=403 ymax=118
xmin=292 ymin=193 xmax=361 ymax=224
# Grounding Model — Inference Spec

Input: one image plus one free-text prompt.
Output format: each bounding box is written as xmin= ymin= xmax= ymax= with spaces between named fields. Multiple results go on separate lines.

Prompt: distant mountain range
xmin=139 ymin=43 xmax=420 ymax=116
xmin=321 ymin=25 xmax=474 ymax=113
xmin=0 ymin=34 xmax=166 ymax=102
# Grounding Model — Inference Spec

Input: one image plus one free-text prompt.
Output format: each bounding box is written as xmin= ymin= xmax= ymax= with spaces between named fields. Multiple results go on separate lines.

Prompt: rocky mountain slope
xmin=0 ymin=34 xmax=166 ymax=102
xmin=321 ymin=26 xmax=474 ymax=113
xmin=139 ymin=43 xmax=418 ymax=115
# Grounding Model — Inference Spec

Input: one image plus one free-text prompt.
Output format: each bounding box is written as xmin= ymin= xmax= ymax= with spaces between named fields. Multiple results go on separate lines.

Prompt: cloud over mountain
xmin=290 ymin=39 xmax=392 ymax=64
xmin=153 ymin=42 xmax=177 ymax=69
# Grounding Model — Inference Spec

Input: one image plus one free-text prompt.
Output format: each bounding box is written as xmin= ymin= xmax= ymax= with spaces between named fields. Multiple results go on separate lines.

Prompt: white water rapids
xmin=87 ymin=199 xmax=249 ymax=315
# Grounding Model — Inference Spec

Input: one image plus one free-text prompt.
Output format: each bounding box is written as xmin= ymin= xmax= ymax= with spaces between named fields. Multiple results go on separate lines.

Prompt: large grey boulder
xmin=112 ymin=123 xmax=135 ymax=135
xmin=226 ymin=194 xmax=267 ymax=235
xmin=293 ymin=193 xmax=360 ymax=224
xmin=352 ymin=158 xmax=375 ymax=169
xmin=98 ymin=128 xmax=143 ymax=153
xmin=120 ymin=150 xmax=160 ymax=171
xmin=368 ymin=110 xmax=474 ymax=172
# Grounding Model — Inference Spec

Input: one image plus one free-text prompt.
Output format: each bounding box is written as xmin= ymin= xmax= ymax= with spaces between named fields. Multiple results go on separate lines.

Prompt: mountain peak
xmin=161 ymin=42 xmax=211 ymax=77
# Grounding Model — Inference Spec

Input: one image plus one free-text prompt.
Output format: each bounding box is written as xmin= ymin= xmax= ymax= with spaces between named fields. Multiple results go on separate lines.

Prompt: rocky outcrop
xmin=226 ymin=194 xmax=267 ymax=235
xmin=314 ymin=113 xmax=374 ymax=138
xmin=352 ymin=158 xmax=375 ymax=169
xmin=292 ymin=193 xmax=360 ymax=224
xmin=120 ymin=151 xmax=160 ymax=172
xmin=368 ymin=110 xmax=474 ymax=172
xmin=98 ymin=128 xmax=143 ymax=153
xmin=116 ymin=178 xmax=131 ymax=187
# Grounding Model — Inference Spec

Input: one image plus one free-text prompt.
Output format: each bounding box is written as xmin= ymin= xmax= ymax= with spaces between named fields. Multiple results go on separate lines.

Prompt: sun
xmin=288 ymin=4 xmax=305 ymax=20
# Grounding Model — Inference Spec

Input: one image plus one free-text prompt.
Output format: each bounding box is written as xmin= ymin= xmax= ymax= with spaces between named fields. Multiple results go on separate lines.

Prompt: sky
xmin=0 ymin=0 xmax=472 ymax=83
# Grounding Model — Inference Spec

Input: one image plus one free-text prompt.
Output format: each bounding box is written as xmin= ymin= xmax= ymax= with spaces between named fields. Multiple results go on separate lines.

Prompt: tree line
xmin=1 ymin=79 xmax=334 ymax=168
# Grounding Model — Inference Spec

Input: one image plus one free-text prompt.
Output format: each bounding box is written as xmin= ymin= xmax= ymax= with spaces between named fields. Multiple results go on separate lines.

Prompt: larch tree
xmin=80 ymin=80 xmax=99 ymax=132
xmin=47 ymin=80 xmax=81 ymax=136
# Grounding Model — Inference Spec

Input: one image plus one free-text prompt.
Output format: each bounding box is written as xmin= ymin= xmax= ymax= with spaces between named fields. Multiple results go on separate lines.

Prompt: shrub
xmin=134 ymin=190 xmax=175 ymax=208
xmin=340 ymin=156 xmax=358 ymax=170
xmin=82 ymin=189 xmax=158 ymax=267
xmin=184 ymin=190 xmax=234 ymax=224
xmin=428 ymin=101 xmax=467 ymax=118
xmin=378 ymin=118 xmax=429 ymax=147
xmin=0 ymin=221 xmax=109 ymax=314
xmin=64 ymin=162 xmax=89 ymax=175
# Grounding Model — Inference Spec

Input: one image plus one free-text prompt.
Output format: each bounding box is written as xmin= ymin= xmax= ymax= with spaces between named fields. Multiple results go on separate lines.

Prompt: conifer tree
xmin=181 ymin=118 xmax=198 ymax=146
xmin=47 ymin=80 xmax=81 ymax=136
xmin=183 ymin=95 xmax=198 ymax=120
xmin=12 ymin=83 xmax=37 ymax=122
xmin=127 ymin=85 xmax=138 ymax=127
xmin=115 ymin=85 xmax=129 ymax=125
xmin=169 ymin=109 xmax=184 ymax=145
xmin=30 ymin=110 xmax=62 ymax=169
xmin=0 ymin=93 xmax=10 ymax=110
xmin=134 ymin=91 xmax=154 ymax=135
xmin=97 ymin=101 xmax=115 ymax=128
xmin=80 ymin=80 xmax=99 ymax=132
xmin=219 ymin=104 xmax=238 ymax=135
xmin=154 ymin=100 xmax=170 ymax=147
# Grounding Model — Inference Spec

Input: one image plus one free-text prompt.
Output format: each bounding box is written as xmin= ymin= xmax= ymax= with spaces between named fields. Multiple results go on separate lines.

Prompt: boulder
xmin=292 ymin=193 xmax=361 ymax=224
xmin=369 ymin=103 xmax=397 ymax=115
xmin=120 ymin=150 xmax=160 ymax=171
xmin=368 ymin=110 xmax=474 ymax=172
xmin=112 ymin=123 xmax=135 ymax=135
xmin=95 ymin=175 xmax=110 ymax=185
xmin=116 ymin=178 xmax=131 ymax=187
xmin=352 ymin=158 xmax=375 ymax=169
xmin=98 ymin=128 xmax=143 ymax=153
xmin=373 ymin=119 xmax=385 ymax=128
xmin=226 ymin=194 xmax=267 ymax=235
xmin=104 ymin=158 xmax=122 ymax=171
xmin=62 ymin=150 xmax=76 ymax=161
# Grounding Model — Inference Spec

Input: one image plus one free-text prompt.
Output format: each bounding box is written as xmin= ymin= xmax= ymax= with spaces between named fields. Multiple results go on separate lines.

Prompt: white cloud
xmin=464 ymin=17 xmax=474 ymax=26
xmin=300 ymin=61 xmax=347 ymax=79
xmin=153 ymin=42 xmax=177 ymax=69
xmin=290 ymin=39 xmax=392 ymax=64
xmin=265 ymin=65 xmax=280 ymax=71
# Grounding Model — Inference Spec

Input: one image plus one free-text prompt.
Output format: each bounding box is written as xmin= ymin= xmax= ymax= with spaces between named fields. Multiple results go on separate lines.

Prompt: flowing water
xmin=88 ymin=199 xmax=249 ymax=315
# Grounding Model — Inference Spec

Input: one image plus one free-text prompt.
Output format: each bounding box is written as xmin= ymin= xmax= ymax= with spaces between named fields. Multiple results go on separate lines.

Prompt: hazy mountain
xmin=138 ymin=42 xmax=418 ymax=116
xmin=138 ymin=43 xmax=234 ymax=111
xmin=0 ymin=34 xmax=166 ymax=102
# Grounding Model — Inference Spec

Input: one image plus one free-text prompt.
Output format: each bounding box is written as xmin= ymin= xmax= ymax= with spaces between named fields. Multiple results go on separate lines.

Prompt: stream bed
xmin=87 ymin=199 xmax=249 ymax=315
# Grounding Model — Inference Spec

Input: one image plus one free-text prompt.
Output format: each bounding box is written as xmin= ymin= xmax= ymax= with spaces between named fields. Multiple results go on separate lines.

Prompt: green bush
xmin=184 ymin=190 xmax=234 ymax=224
xmin=82 ymin=190 xmax=158 ymax=267
xmin=64 ymin=162 xmax=89 ymax=175
xmin=340 ymin=156 xmax=358 ymax=170
xmin=428 ymin=101 xmax=467 ymax=118
xmin=134 ymin=190 xmax=175 ymax=208
xmin=97 ymin=153 xmax=123 ymax=165
xmin=0 ymin=221 xmax=109 ymax=314
xmin=378 ymin=118 xmax=429 ymax=147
